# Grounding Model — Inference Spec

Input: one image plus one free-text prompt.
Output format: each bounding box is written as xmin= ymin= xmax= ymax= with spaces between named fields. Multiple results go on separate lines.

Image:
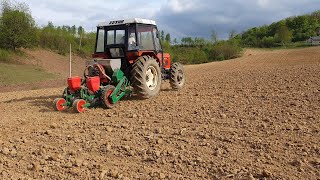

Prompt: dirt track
xmin=0 ymin=48 xmax=319 ymax=179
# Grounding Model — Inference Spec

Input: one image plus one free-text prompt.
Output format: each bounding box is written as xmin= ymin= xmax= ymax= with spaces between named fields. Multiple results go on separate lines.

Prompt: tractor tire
xmin=72 ymin=99 xmax=86 ymax=113
xmin=131 ymin=55 xmax=162 ymax=99
xmin=170 ymin=62 xmax=186 ymax=90
xmin=102 ymin=85 xmax=116 ymax=109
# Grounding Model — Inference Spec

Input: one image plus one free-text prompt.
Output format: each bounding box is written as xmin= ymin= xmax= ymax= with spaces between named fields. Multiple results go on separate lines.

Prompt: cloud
xmin=157 ymin=0 xmax=320 ymax=39
xmin=13 ymin=0 xmax=320 ymax=39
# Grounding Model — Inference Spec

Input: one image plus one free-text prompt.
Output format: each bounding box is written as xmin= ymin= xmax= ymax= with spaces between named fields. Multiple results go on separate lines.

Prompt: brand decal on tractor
xmin=109 ymin=20 xmax=124 ymax=25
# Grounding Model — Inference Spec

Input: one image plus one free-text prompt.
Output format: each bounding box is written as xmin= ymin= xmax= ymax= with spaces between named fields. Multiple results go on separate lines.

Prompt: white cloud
xmin=258 ymin=0 xmax=270 ymax=8
xmin=166 ymin=0 xmax=196 ymax=13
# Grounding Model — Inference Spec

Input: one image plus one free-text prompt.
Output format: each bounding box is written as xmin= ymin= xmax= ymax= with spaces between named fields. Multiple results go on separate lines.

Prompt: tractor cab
xmin=93 ymin=18 xmax=170 ymax=73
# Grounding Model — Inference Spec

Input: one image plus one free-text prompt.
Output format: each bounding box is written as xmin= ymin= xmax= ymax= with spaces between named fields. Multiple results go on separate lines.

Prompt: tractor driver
xmin=128 ymin=33 xmax=136 ymax=50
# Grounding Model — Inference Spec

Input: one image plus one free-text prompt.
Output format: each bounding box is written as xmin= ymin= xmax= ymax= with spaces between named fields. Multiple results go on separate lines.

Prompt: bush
xmin=208 ymin=41 xmax=241 ymax=61
xmin=261 ymin=36 xmax=275 ymax=48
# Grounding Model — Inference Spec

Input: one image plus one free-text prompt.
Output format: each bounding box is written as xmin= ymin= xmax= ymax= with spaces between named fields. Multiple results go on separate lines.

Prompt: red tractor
xmin=54 ymin=18 xmax=185 ymax=113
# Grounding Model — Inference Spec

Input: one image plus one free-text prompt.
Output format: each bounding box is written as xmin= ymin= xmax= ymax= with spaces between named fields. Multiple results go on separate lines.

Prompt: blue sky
xmin=14 ymin=0 xmax=320 ymax=39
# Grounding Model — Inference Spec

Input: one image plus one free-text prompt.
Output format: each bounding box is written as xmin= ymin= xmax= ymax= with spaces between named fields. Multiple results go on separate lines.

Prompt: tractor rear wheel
xmin=131 ymin=55 xmax=161 ymax=99
xmin=53 ymin=98 xmax=67 ymax=111
xmin=73 ymin=99 xmax=86 ymax=113
xmin=170 ymin=62 xmax=185 ymax=90
xmin=102 ymin=85 xmax=116 ymax=109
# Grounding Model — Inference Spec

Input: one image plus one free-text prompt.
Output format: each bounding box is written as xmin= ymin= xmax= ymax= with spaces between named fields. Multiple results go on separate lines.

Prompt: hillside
xmin=0 ymin=47 xmax=319 ymax=179
xmin=0 ymin=49 xmax=87 ymax=92
xmin=235 ymin=10 xmax=320 ymax=47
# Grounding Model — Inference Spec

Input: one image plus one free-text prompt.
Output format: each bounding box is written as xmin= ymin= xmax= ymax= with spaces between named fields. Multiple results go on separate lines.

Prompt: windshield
xmin=107 ymin=30 xmax=125 ymax=45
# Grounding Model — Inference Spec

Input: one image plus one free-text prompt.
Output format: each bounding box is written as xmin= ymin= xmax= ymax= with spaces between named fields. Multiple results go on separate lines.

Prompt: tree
xmin=184 ymin=37 xmax=193 ymax=46
xmin=78 ymin=26 xmax=84 ymax=36
xmin=78 ymin=26 xmax=84 ymax=50
xmin=165 ymin=33 xmax=171 ymax=43
xmin=194 ymin=37 xmax=206 ymax=47
xmin=275 ymin=25 xmax=292 ymax=45
xmin=160 ymin=30 xmax=165 ymax=42
xmin=316 ymin=27 xmax=320 ymax=36
xmin=71 ymin=25 xmax=76 ymax=35
xmin=173 ymin=38 xmax=178 ymax=45
xmin=211 ymin=30 xmax=218 ymax=44
xmin=0 ymin=0 xmax=36 ymax=50
xmin=47 ymin=21 xmax=54 ymax=29
xmin=229 ymin=30 xmax=237 ymax=39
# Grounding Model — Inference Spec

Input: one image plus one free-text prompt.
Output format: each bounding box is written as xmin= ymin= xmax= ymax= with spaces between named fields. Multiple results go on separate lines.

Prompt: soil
xmin=0 ymin=47 xmax=319 ymax=179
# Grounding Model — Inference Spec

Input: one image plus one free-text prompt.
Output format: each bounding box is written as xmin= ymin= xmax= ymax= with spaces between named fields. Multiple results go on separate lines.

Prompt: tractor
xmin=53 ymin=18 xmax=185 ymax=113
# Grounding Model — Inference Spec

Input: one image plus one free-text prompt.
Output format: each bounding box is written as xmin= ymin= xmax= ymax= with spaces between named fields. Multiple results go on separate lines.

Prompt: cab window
xmin=137 ymin=25 xmax=155 ymax=50
xmin=153 ymin=28 xmax=162 ymax=51
xmin=96 ymin=28 xmax=105 ymax=53
xmin=107 ymin=30 xmax=125 ymax=45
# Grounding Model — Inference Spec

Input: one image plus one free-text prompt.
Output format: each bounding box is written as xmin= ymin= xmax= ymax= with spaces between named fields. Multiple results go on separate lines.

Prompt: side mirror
xmin=156 ymin=32 xmax=160 ymax=38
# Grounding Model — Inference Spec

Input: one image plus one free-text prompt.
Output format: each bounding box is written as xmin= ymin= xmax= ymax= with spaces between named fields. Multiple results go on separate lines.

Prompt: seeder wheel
xmin=102 ymin=85 xmax=116 ymax=109
xmin=73 ymin=99 xmax=87 ymax=113
xmin=53 ymin=98 xmax=67 ymax=111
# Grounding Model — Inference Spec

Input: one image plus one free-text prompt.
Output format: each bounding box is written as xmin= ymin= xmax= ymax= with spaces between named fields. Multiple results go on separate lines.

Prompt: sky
xmin=12 ymin=0 xmax=320 ymax=39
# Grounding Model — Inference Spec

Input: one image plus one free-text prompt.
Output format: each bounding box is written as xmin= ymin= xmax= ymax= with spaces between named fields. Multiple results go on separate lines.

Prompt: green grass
xmin=248 ymin=42 xmax=313 ymax=52
xmin=0 ymin=49 xmax=11 ymax=63
xmin=0 ymin=63 xmax=56 ymax=85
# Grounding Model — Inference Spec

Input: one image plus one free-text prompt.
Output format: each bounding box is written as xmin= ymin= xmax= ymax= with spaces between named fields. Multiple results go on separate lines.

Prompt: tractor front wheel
xmin=53 ymin=98 xmax=67 ymax=111
xmin=73 ymin=99 xmax=86 ymax=113
xmin=102 ymin=85 xmax=116 ymax=109
xmin=131 ymin=55 xmax=161 ymax=99
xmin=170 ymin=62 xmax=186 ymax=90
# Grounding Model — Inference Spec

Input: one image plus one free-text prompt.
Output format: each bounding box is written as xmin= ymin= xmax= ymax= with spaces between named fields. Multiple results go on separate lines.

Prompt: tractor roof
xmin=98 ymin=18 xmax=156 ymax=27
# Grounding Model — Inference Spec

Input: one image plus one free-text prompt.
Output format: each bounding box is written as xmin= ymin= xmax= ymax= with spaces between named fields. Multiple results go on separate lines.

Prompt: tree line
xmin=0 ymin=0 xmax=95 ymax=56
xmin=233 ymin=10 xmax=320 ymax=48
xmin=1 ymin=0 xmax=319 ymax=65
xmin=0 ymin=0 xmax=242 ymax=64
xmin=160 ymin=31 xmax=242 ymax=64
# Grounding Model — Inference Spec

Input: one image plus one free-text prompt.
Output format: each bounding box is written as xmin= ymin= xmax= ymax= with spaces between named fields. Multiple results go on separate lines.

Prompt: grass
xmin=0 ymin=49 xmax=11 ymax=63
xmin=265 ymin=42 xmax=312 ymax=50
xmin=0 ymin=63 xmax=56 ymax=85
xmin=0 ymin=48 xmax=29 ymax=63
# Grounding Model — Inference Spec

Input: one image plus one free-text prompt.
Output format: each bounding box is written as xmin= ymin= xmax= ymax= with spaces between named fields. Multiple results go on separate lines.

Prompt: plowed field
xmin=0 ymin=48 xmax=319 ymax=179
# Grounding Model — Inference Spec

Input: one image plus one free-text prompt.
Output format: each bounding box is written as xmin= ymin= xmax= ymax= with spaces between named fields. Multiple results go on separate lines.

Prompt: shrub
xmin=208 ymin=41 xmax=241 ymax=61
xmin=261 ymin=36 xmax=275 ymax=48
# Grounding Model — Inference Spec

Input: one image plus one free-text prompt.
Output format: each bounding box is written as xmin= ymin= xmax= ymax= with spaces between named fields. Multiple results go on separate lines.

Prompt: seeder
xmin=54 ymin=61 xmax=131 ymax=113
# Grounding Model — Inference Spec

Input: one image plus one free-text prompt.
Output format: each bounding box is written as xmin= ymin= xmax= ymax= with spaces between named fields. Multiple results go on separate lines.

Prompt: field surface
xmin=0 ymin=47 xmax=319 ymax=179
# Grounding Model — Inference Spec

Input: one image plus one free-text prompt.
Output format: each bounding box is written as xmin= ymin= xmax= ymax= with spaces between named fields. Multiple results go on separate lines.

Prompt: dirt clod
xmin=262 ymin=169 xmax=272 ymax=177
xmin=106 ymin=126 xmax=113 ymax=132
xmin=109 ymin=169 xmax=119 ymax=178
xmin=1 ymin=147 xmax=10 ymax=155
xmin=220 ymin=113 xmax=227 ymax=119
